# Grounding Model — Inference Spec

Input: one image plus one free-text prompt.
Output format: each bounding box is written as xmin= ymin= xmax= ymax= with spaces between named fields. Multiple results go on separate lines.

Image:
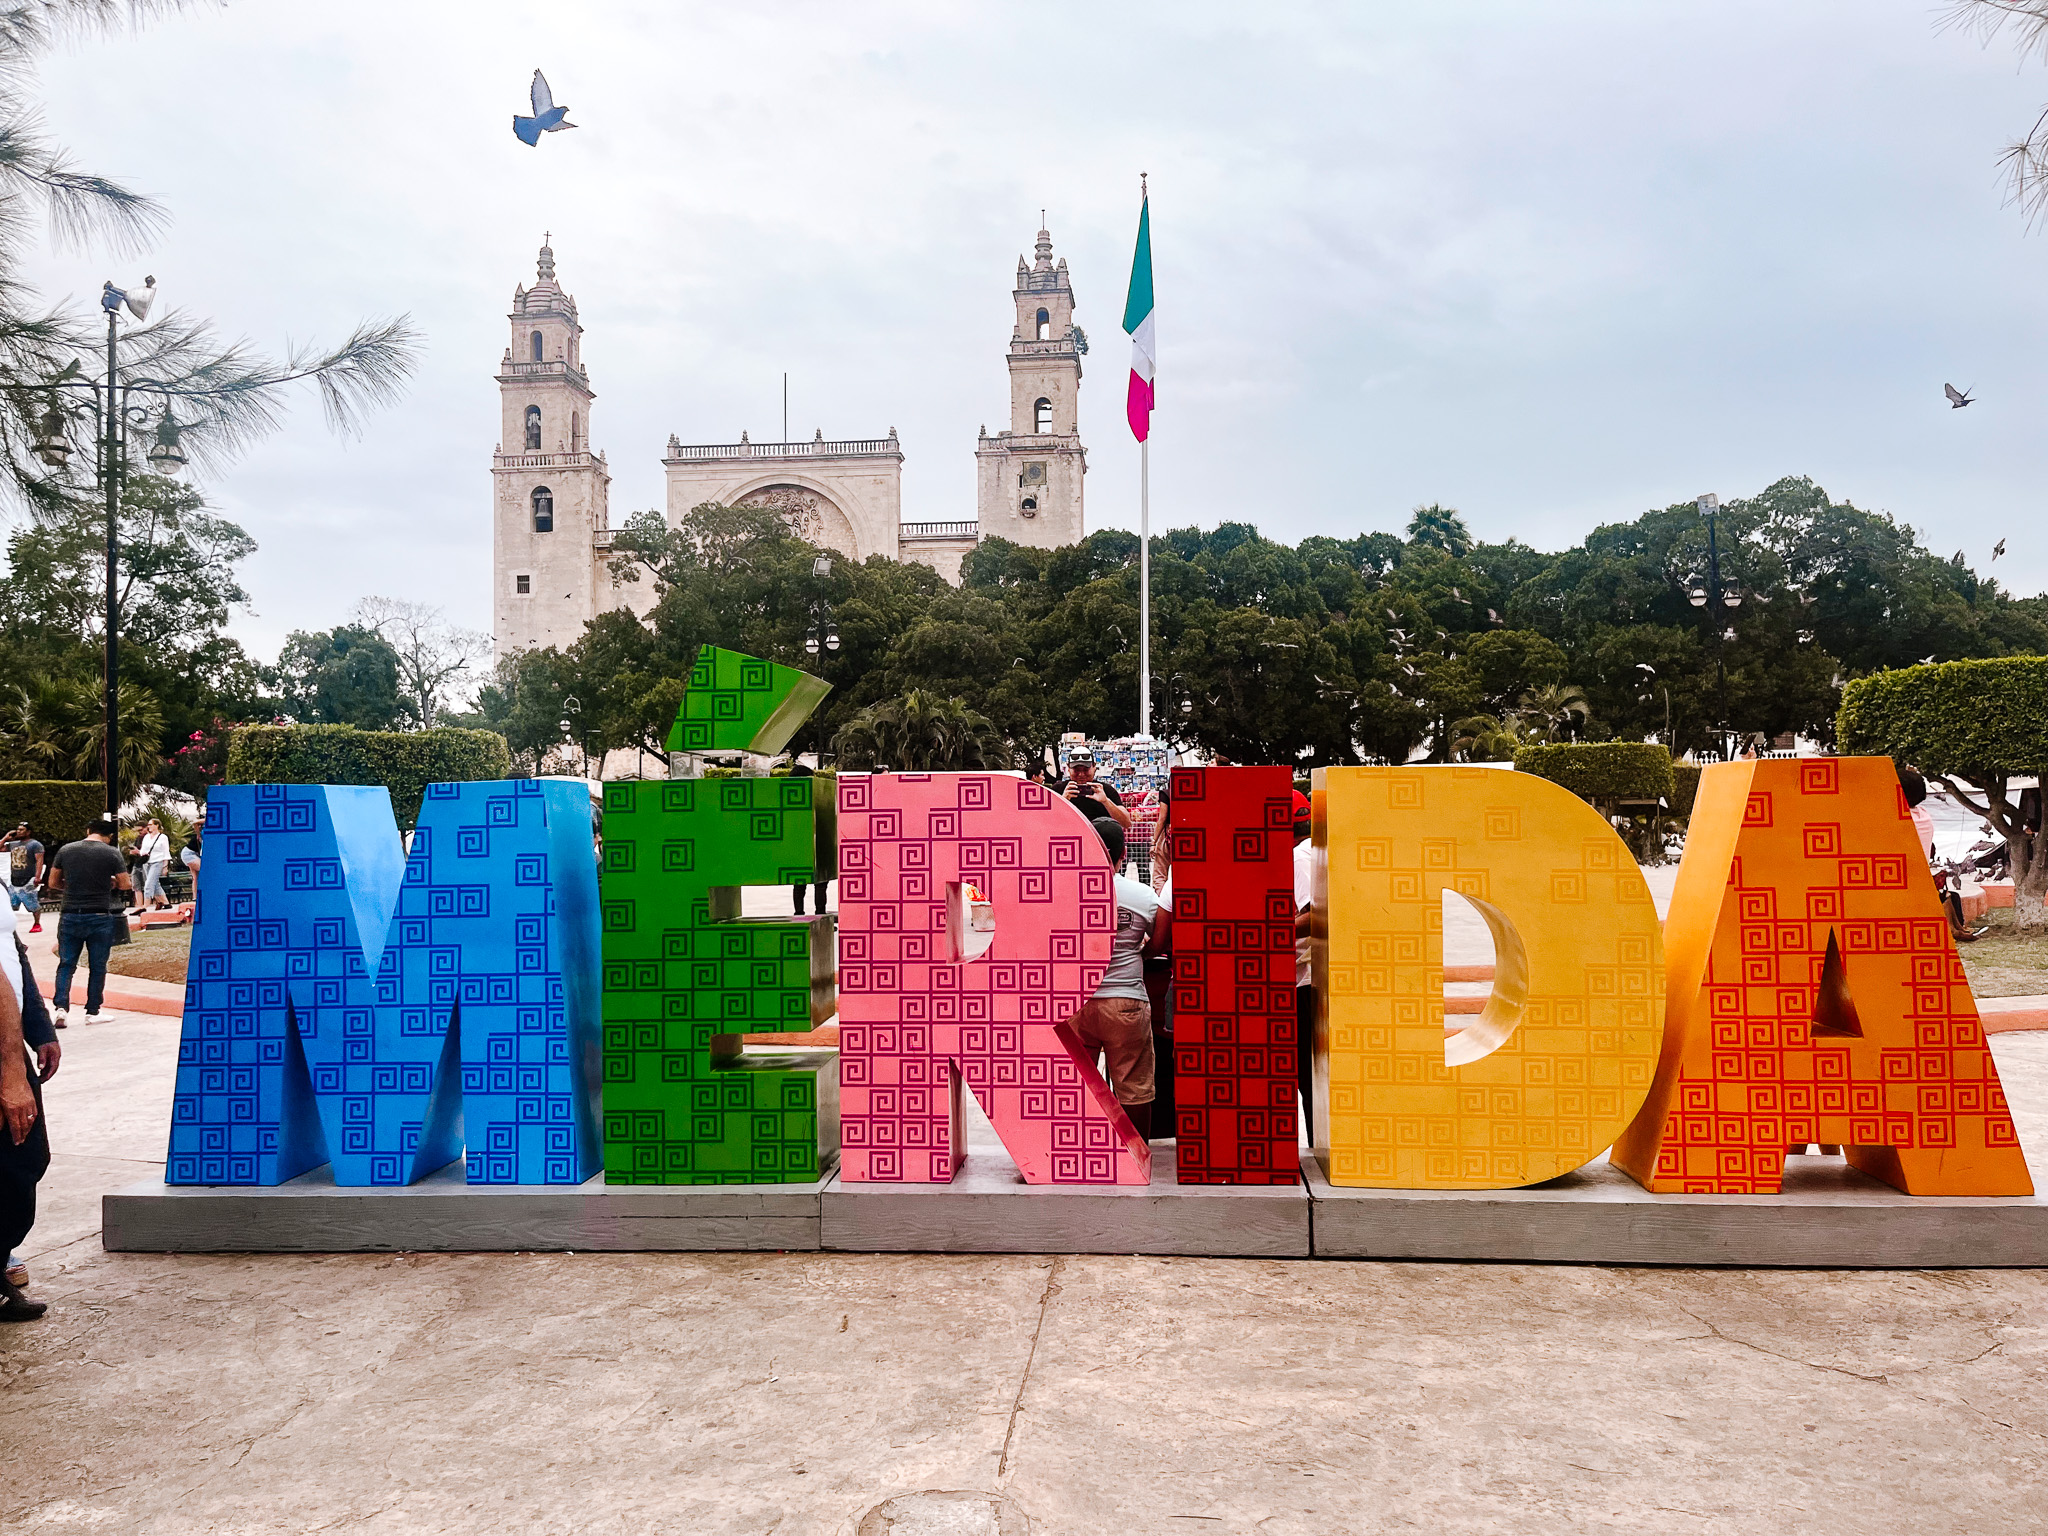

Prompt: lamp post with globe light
xmin=803 ymin=554 xmax=840 ymax=763
xmin=1686 ymin=493 xmax=1744 ymax=759
xmin=33 ymin=277 xmax=197 ymax=821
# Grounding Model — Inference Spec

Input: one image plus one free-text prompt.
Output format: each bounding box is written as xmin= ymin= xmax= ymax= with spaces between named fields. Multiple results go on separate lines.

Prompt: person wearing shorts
xmin=2 ymin=826 xmax=42 ymax=933
xmin=1069 ymin=819 xmax=1170 ymax=1140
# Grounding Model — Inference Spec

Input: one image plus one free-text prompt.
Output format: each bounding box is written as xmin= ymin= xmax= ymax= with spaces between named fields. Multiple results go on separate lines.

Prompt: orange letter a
xmin=1612 ymin=757 xmax=2032 ymax=1196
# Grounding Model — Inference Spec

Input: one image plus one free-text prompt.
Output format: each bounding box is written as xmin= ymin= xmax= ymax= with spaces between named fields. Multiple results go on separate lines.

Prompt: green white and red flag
xmin=1122 ymin=188 xmax=1154 ymax=442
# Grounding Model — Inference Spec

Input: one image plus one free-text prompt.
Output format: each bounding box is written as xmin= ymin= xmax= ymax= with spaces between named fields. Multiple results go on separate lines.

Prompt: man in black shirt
xmin=1062 ymin=751 xmax=1132 ymax=833
xmin=46 ymin=819 xmax=130 ymax=1026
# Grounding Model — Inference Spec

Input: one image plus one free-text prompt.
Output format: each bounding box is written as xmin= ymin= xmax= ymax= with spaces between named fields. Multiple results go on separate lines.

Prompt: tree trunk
xmin=2018 ymin=824 xmax=2048 ymax=933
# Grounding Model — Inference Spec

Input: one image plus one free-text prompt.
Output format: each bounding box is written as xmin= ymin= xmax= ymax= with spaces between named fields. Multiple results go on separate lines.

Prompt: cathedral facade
xmin=492 ymin=228 xmax=1088 ymax=657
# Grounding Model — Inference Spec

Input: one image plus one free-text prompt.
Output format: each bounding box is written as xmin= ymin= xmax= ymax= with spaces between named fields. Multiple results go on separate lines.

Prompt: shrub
xmin=225 ymin=725 xmax=512 ymax=830
xmin=1669 ymin=762 xmax=1702 ymax=821
xmin=1512 ymin=743 xmax=1675 ymax=804
xmin=1839 ymin=657 xmax=2048 ymax=923
xmin=0 ymin=781 xmax=106 ymax=849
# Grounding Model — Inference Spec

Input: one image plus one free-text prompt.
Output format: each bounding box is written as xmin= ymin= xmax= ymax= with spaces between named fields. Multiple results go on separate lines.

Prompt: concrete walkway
xmin=3 ymin=899 xmax=2047 ymax=1530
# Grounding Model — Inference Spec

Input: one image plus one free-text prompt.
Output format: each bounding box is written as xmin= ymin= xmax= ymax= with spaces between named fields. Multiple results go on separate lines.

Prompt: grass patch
xmin=104 ymin=924 xmax=190 ymax=986
xmin=1960 ymin=908 xmax=2048 ymax=998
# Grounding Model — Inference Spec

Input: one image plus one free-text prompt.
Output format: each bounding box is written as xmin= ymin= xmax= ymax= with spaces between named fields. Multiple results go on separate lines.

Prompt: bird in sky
xmin=1952 ymin=550 xmax=1967 ymax=566
xmin=1993 ymin=539 xmax=2007 ymax=560
xmin=514 ymin=70 xmax=576 ymax=146
xmin=1944 ymin=383 xmax=1975 ymax=409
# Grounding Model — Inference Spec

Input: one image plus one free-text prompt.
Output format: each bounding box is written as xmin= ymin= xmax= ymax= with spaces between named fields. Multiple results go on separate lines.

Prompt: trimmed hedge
xmin=225 ymin=725 xmax=512 ymax=829
xmin=1838 ymin=657 xmax=2048 ymax=775
xmin=1669 ymin=762 xmax=1702 ymax=820
xmin=1513 ymin=742 xmax=1675 ymax=804
xmin=0 ymin=781 xmax=106 ymax=849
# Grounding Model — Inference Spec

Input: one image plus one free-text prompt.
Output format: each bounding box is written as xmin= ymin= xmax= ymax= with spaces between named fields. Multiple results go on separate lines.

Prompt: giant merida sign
xmin=168 ymin=647 xmax=2033 ymax=1202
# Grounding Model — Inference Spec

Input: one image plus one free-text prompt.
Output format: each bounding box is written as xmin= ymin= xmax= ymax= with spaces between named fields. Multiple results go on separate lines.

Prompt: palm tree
xmin=1405 ymin=503 xmax=1474 ymax=558
xmin=0 ymin=3 xmax=416 ymax=521
xmin=832 ymin=690 xmax=1013 ymax=771
xmin=2 ymin=675 xmax=163 ymax=805
xmin=1517 ymin=683 xmax=1592 ymax=743
xmin=1450 ymin=713 xmax=1533 ymax=763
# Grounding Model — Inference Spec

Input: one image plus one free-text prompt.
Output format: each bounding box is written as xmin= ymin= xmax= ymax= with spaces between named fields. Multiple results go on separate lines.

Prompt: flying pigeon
xmin=1486 ymin=607 xmax=1502 ymax=624
xmin=1993 ymin=539 xmax=2007 ymax=560
xmin=514 ymin=70 xmax=576 ymax=146
xmin=1944 ymin=383 xmax=1974 ymax=409
xmin=1920 ymin=654 xmax=1937 ymax=664
xmin=1952 ymin=550 xmax=1966 ymax=566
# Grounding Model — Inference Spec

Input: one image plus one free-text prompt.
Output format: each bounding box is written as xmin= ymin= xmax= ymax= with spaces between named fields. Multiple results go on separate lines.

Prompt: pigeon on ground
xmin=1945 ymin=383 xmax=1974 ymax=409
xmin=514 ymin=70 xmax=577 ymax=146
xmin=1993 ymin=539 xmax=2007 ymax=560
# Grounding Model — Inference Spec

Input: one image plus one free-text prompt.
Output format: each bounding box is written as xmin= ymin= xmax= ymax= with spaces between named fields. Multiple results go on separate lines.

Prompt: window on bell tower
xmin=531 ymin=331 xmax=544 ymax=362
xmin=1036 ymin=308 xmax=1050 ymax=340
xmin=525 ymin=405 xmax=542 ymax=450
xmin=1034 ymin=397 xmax=1052 ymax=434
xmin=532 ymin=486 xmax=554 ymax=532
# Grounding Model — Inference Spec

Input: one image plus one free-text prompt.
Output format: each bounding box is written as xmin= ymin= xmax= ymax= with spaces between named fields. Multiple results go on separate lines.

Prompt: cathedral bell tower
xmin=492 ymin=240 xmax=611 ymax=656
xmin=974 ymin=223 xmax=1085 ymax=548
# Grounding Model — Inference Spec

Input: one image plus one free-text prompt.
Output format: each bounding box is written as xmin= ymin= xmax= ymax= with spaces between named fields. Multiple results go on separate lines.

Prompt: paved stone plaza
xmin=2 ymin=944 xmax=2045 ymax=1532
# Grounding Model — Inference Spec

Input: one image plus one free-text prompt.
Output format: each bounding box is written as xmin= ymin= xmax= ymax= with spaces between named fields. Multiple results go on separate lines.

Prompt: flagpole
xmin=1139 ymin=439 xmax=1151 ymax=737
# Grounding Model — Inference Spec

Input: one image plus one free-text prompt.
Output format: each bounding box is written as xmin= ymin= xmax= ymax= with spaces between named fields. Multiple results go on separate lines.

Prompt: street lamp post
xmin=1688 ymin=493 xmax=1743 ymax=759
xmin=803 ymin=554 xmax=840 ymax=762
xmin=34 ymin=277 xmax=187 ymax=822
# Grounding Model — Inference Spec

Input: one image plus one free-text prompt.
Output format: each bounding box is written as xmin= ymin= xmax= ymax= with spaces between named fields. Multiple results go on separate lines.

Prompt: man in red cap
xmin=1290 ymin=788 xmax=1316 ymax=1145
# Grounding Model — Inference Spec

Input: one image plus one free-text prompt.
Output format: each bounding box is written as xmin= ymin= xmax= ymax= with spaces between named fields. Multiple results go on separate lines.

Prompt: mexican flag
xmin=1122 ymin=188 xmax=1154 ymax=443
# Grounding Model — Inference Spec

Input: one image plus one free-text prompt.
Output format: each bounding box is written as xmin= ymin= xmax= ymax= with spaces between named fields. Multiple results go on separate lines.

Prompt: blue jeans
xmin=53 ymin=912 xmax=117 ymax=1016
xmin=6 ymin=884 xmax=36 ymax=915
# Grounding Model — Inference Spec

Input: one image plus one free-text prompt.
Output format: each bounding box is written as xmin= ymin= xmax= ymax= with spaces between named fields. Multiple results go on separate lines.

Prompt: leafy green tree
xmin=1839 ymin=657 xmax=2048 ymax=926
xmin=273 ymin=625 xmax=404 ymax=730
xmin=468 ymin=646 xmax=574 ymax=776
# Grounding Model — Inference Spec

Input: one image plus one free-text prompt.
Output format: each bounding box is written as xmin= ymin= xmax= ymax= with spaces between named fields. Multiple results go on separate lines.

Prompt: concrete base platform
xmin=1305 ymin=1152 xmax=2048 ymax=1266
xmin=102 ymin=1127 xmax=2048 ymax=1266
xmin=104 ymin=1158 xmax=835 ymax=1254
xmin=822 ymin=1152 xmax=1309 ymax=1258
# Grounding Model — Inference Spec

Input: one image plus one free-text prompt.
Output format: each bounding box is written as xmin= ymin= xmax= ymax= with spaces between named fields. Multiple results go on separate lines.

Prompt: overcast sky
xmin=19 ymin=0 xmax=2048 ymax=657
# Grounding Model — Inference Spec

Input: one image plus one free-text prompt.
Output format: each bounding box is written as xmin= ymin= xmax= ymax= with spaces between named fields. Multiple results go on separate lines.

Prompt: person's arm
xmin=0 ymin=978 xmax=33 ymax=1146
xmin=45 ymin=854 xmax=63 ymax=896
xmin=16 ymin=945 xmax=56 ymax=1081
xmin=1143 ymin=906 xmax=1173 ymax=960
xmin=1100 ymin=787 xmax=1132 ymax=830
